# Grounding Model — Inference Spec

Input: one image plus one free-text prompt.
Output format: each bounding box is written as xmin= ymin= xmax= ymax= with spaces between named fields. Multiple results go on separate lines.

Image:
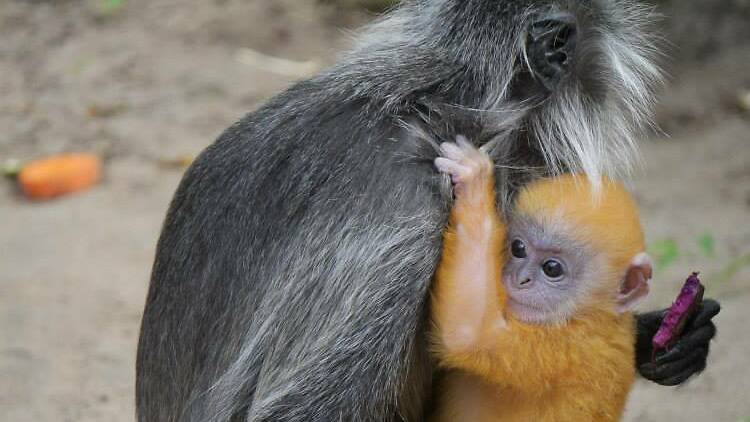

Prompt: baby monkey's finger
xmin=645 ymin=347 xmax=707 ymax=380
xmin=455 ymin=135 xmax=473 ymax=150
xmin=435 ymin=157 xmax=470 ymax=178
xmin=456 ymin=136 xmax=484 ymax=159
xmin=659 ymin=357 xmax=707 ymax=386
xmin=439 ymin=143 xmax=464 ymax=161
xmin=689 ymin=299 xmax=721 ymax=328
xmin=654 ymin=323 xmax=715 ymax=365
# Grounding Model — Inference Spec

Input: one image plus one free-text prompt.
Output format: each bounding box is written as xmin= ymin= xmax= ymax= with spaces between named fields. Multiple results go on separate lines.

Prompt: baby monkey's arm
xmin=432 ymin=136 xmax=507 ymax=356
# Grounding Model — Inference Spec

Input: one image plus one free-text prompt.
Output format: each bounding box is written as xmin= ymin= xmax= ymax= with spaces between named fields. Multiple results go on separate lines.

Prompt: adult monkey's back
xmin=137 ymin=1 xmax=707 ymax=421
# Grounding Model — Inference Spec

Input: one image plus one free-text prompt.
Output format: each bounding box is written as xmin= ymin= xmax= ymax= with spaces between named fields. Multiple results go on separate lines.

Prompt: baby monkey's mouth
xmin=506 ymin=295 xmax=550 ymax=324
xmin=507 ymin=295 xmax=542 ymax=310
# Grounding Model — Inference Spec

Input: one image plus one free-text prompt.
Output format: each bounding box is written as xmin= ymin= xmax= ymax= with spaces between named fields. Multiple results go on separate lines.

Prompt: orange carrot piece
xmin=18 ymin=153 xmax=101 ymax=200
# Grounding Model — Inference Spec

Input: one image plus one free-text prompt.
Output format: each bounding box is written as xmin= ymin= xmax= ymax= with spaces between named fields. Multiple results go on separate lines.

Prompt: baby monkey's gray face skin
xmin=502 ymin=217 xmax=597 ymax=325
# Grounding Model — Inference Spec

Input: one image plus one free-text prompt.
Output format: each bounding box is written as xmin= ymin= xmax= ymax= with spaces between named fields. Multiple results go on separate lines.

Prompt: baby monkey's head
xmin=503 ymin=174 xmax=652 ymax=325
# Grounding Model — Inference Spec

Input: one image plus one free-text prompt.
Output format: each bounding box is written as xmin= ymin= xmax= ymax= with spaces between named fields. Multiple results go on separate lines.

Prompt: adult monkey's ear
xmin=617 ymin=252 xmax=653 ymax=313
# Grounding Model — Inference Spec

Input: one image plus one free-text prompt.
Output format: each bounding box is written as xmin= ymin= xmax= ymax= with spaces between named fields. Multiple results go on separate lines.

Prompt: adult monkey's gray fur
xmin=137 ymin=0 xmax=665 ymax=421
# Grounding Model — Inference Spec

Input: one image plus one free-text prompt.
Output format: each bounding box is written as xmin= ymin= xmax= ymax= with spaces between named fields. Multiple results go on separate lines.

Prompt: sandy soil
xmin=1 ymin=1 xmax=748 ymax=421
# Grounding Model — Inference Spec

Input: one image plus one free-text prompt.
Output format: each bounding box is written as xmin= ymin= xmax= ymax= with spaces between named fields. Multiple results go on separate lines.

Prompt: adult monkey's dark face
xmin=455 ymin=0 xmax=661 ymax=182
xmin=526 ymin=11 xmax=579 ymax=92
xmin=517 ymin=1 xmax=662 ymax=182
xmin=342 ymin=0 xmax=662 ymax=191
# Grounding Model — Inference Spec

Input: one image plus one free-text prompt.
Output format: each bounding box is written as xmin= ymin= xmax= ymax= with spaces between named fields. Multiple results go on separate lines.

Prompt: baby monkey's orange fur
xmin=430 ymin=142 xmax=647 ymax=422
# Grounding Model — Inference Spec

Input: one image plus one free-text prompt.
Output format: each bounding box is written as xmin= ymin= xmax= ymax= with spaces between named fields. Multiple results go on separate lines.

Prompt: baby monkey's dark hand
xmin=635 ymin=299 xmax=720 ymax=386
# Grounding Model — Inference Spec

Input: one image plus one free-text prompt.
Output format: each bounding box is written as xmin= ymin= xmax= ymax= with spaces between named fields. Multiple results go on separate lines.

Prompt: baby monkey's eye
xmin=511 ymin=239 xmax=527 ymax=258
xmin=542 ymin=259 xmax=565 ymax=280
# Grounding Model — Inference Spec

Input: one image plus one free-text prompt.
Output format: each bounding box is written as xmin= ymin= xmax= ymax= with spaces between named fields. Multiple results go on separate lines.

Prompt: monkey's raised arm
xmin=431 ymin=138 xmax=509 ymax=358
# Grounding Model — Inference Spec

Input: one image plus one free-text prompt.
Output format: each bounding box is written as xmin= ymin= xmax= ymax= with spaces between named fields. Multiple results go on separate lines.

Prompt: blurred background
xmin=0 ymin=0 xmax=748 ymax=421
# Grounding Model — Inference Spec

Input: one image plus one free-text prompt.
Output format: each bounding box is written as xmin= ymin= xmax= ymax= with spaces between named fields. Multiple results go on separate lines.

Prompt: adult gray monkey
xmin=137 ymin=1 xmax=720 ymax=421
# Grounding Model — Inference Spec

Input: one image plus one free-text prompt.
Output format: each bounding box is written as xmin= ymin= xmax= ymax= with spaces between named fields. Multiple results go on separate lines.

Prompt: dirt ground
xmin=1 ymin=1 xmax=748 ymax=421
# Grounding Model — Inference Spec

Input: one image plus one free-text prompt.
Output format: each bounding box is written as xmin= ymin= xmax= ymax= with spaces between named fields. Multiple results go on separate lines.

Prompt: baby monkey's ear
xmin=617 ymin=253 xmax=653 ymax=313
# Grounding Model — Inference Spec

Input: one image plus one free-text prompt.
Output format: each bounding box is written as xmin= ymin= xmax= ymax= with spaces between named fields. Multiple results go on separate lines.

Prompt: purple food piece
xmin=652 ymin=272 xmax=705 ymax=352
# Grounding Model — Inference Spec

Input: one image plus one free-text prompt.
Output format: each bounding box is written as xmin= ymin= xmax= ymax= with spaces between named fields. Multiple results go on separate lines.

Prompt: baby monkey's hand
xmin=434 ymin=135 xmax=494 ymax=206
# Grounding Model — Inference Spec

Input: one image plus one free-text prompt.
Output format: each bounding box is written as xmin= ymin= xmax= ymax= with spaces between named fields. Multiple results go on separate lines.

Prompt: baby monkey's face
xmin=502 ymin=216 xmax=595 ymax=325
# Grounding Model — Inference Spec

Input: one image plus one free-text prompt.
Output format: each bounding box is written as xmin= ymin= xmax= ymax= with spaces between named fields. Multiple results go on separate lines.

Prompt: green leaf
xmin=648 ymin=239 xmax=680 ymax=271
xmin=697 ymin=232 xmax=716 ymax=258
xmin=103 ymin=0 xmax=124 ymax=13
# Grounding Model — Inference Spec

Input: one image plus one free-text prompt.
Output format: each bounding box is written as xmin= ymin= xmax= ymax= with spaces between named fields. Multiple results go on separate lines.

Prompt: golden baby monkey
xmin=430 ymin=136 xmax=653 ymax=422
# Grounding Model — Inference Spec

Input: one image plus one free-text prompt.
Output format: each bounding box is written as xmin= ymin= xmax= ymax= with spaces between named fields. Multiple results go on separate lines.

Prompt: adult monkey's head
xmin=338 ymin=0 xmax=662 ymax=191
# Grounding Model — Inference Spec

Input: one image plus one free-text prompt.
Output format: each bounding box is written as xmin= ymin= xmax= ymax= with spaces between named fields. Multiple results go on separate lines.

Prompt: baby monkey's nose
xmin=519 ymin=278 xmax=532 ymax=286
